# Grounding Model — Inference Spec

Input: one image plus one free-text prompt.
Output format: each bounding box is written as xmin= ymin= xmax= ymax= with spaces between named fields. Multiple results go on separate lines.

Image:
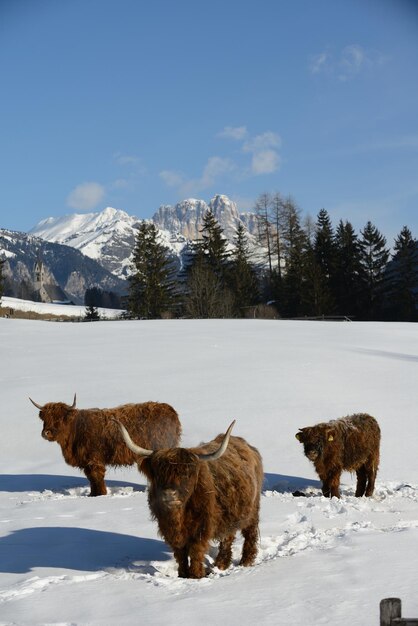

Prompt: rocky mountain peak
xmin=29 ymin=195 xmax=259 ymax=280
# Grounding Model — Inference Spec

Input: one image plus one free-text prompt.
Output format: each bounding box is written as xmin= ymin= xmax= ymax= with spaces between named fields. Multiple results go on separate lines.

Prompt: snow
xmin=1 ymin=296 xmax=124 ymax=319
xmin=29 ymin=208 xmax=131 ymax=244
xmin=1 ymin=318 xmax=418 ymax=625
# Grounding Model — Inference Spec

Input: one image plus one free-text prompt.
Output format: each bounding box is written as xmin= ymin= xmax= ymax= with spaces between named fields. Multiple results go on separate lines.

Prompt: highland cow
xmin=29 ymin=395 xmax=181 ymax=496
xmin=295 ymin=413 xmax=380 ymax=498
xmin=117 ymin=420 xmax=263 ymax=579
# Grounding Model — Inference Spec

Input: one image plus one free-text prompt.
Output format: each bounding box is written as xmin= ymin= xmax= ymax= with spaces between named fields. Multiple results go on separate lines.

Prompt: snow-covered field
xmin=1 ymin=317 xmax=418 ymax=625
xmin=1 ymin=296 xmax=124 ymax=319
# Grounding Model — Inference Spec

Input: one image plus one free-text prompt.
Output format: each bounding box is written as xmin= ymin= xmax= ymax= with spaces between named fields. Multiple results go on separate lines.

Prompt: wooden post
xmin=380 ymin=598 xmax=401 ymax=626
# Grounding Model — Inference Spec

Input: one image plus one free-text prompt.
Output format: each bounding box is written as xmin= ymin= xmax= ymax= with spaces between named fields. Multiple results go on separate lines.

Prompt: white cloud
xmin=159 ymin=170 xmax=185 ymax=187
xmin=113 ymin=152 xmax=141 ymax=167
xmin=243 ymin=131 xmax=281 ymax=153
xmin=181 ymin=157 xmax=236 ymax=195
xmin=251 ymin=150 xmax=281 ymax=175
xmin=66 ymin=182 xmax=105 ymax=211
xmin=309 ymin=52 xmax=330 ymax=75
xmin=242 ymin=132 xmax=282 ymax=176
xmin=218 ymin=126 xmax=248 ymax=141
xmin=201 ymin=156 xmax=235 ymax=186
xmin=310 ymin=44 xmax=386 ymax=81
xmin=160 ymin=127 xmax=282 ymax=196
xmin=338 ymin=44 xmax=368 ymax=81
xmin=160 ymin=158 xmax=235 ymax=196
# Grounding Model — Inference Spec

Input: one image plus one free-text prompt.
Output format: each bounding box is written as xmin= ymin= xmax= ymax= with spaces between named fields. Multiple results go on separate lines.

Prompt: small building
xmin=33 ymin=259 xmax=69 ymax=304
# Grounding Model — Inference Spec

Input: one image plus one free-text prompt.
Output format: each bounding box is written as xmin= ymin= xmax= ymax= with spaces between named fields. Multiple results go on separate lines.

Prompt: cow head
xmin=295 ymin=425 xmax=336 ymax=461
xmin=29 ymin=394 xmax=77 ymax=442
xmin=116 ymin=419 xmax=235 ymax=511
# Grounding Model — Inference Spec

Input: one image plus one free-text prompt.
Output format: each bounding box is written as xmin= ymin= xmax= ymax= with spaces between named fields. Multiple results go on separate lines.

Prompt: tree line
xmin=1 ymin=198 xmax=416 ymax=322
xmin=127 ymin=194 xmax=418 ymax=321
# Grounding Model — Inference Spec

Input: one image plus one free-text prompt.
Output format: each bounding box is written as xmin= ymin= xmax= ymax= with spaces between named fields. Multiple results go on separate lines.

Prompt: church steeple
xmin=33 ymin=255 xmax=45 ymax=291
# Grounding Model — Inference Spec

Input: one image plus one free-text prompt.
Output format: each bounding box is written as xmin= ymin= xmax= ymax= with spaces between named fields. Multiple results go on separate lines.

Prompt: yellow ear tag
xmin=328 ymin=435 xmax=334 ymax=442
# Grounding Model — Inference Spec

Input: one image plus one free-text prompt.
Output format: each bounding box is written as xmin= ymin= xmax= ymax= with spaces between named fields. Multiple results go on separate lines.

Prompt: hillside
xmin=0 ymin=229 xmax=127 ymax=304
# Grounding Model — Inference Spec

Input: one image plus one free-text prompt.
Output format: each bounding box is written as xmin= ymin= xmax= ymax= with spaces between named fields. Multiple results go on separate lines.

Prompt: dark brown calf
xmin=117 ymin=420 xmax=263 ymax=579
xmin=295 ymin=413 xmax=380 ymax=498
xmin=30 ymin=395 xmax=181 ymax=496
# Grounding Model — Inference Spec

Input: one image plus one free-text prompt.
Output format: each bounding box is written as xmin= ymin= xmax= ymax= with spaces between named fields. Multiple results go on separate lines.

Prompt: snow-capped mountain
xmin=29 ymin=195 xmax=259 ymax=279
xmin=29 ymin=207 xmax=140 ymax=279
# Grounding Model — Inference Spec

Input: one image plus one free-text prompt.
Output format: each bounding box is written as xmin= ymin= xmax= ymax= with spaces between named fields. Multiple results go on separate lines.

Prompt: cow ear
xmin=295 ymin=432 xmax=302 ymax=442
xmin=326 ymin=429 xmax=335 ymax=442
xmin=138 ymin=457 xmax=152 ymax=478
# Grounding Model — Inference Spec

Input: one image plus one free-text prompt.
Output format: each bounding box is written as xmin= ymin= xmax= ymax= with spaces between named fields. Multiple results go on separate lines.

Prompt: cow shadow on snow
xmin=0 ymin=474 xmax=146 ymax=494
xmin=264 ymin=472 xmax=321 ymax=494
xmin=0 ymin=527 xmax=171 ymax=574
xmin=0 ymin=472 xmax=321 ymax=497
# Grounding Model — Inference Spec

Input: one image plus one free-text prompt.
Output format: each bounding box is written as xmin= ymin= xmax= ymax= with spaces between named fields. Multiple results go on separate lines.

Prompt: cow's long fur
xmin=32 ymin=399 xmax=181 ymax=496
xmin=296 ymin=413 xmax=380 ymax=498
xmin=122 ymin=427 xmax=263 ymax=578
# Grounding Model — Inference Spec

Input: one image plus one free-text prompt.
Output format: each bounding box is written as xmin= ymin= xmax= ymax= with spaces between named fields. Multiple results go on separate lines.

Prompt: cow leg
xmin=321 ymin=479 xmax=331 ymax=498
xmin=364 ymin=460 xmax=377 ymax=497
xmin=173 ymin=547 xmax=189 ymax=578
xmin=214 ymin=533 xmax=235 ymax=570
xmin=188 ymin=541 xmax=208 ymax=579
xmin=84 ymin=464 xmax=107 ymax=496
xmin=322 ymin=472 xmax=341 ymax=498
xmin=355 ymin=465 xmax=367 ymax=497
xmin=240 ymin=522 xmax=259 ymax=567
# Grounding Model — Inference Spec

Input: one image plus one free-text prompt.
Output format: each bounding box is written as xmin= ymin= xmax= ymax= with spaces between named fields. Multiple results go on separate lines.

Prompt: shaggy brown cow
xmin=116 ymin=420 xmax=263 ymax=579
xmin=295 ymin=413 xmax=380 ymax=498
xmin=29 ymin=395 xmax=181 ymax=496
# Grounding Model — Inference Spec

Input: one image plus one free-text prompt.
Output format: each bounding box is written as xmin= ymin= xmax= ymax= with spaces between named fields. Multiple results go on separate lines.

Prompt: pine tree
xmin=280 ymin=211 xmax=308 ymax=317
xmin=128 ymin=222 xmax=177 ymax=319
xmin=334 ymin=220 xmax=364 ymax=318
xmin=183 ymin=211 xmax=233 ymax=318
xmin=385 ymin=226 xmax=418 ymax=321
xmin=312 ymin=208 xmax=337 ymax=313
xmin=84 ymin=304 xmax=100 ymax=321
xmin=229 ymin=223 xmax=260 ymax=316
xmin=302 ymin=243 xmax=334 ymax=316
xmin=314 ymin=209 xmax=337 ymax=280
xmin=200 ymin=209 xmax=231 ymax=278
xmin=279 ymin=196 xmax=303 ymax=266
xmin=359 ymin=221 xmax=390 ymax=319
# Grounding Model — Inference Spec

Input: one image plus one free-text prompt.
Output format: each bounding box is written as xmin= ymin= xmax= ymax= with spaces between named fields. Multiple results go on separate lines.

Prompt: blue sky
xmin=1 ymin=0 xmax=418 ymax=244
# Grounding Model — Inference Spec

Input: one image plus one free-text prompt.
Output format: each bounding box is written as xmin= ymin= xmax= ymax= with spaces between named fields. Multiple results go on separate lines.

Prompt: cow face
xmin=30 ymin=395 xmax=76 ymax=443
xmin=38 ymin=403 xmax=72 ymax=441
xmin=143 ymin=448 xmax=200 ymax=512
xmin=296 ymin=426 xmax=336 ymax=462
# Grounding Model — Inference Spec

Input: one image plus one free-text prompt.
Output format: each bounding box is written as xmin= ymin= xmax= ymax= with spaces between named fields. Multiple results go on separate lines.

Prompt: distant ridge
xmin=29 ymin=194 xmax=259 ymax=279
xmin=0 ymin=229 xmax=127 ymax=304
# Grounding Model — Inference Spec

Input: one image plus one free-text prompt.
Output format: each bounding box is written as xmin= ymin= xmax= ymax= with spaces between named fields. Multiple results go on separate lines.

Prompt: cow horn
xmin=197 ymin=420 xmax=236 ymax=462
xmin=116 ymin=421 xmax=153 ymax=457
xmin=29 ymin=397 xmax=43 ymax=410
xmin=70 ymin=393 xmax=76 ymax=409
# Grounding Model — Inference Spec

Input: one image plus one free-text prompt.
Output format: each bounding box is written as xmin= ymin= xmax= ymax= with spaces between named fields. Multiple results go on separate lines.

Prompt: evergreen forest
xmin=128 ymin=195 xmax=418 ymax=322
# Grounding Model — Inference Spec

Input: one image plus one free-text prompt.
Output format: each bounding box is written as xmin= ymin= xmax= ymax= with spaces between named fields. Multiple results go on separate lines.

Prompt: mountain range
xmin=1 ymin=194 xmax=259 ymax=305
xmin=29 ymin=194 xmax=259 ymax=279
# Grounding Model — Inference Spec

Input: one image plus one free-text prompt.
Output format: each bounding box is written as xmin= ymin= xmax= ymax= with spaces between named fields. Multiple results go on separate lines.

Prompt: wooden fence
xmin=380 ymin=599 xmax=418 ymax=625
